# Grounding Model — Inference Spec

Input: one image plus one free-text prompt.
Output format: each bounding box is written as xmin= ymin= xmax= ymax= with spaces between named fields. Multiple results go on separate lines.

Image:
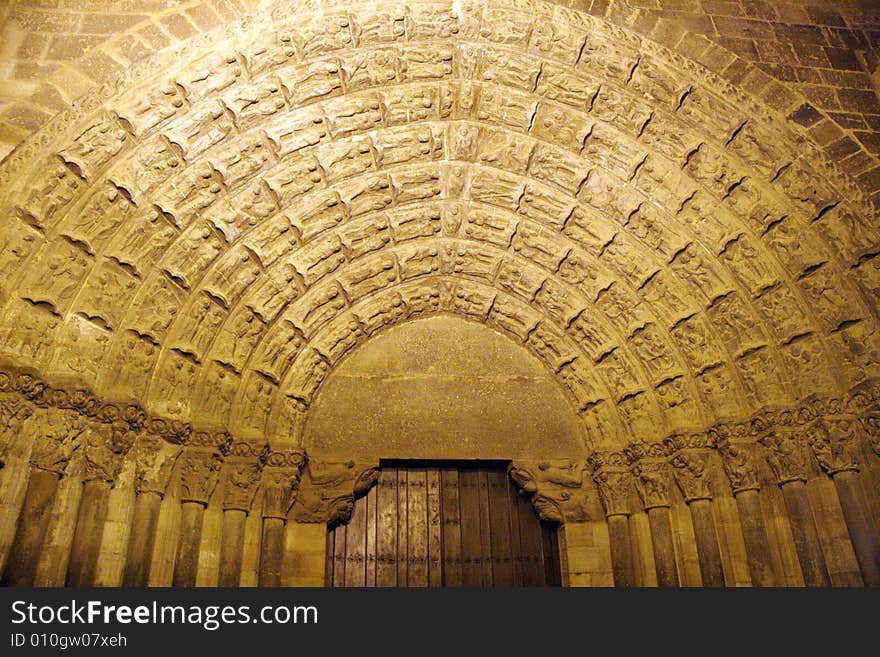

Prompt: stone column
xmin=632 ymin=461 xmax=679 ymax=587
xmin=258 ymin=450 xmax=306 ymax=587
xmin=123 ymin=434 xmax=181 ymax=586
xmin=67 ymin=417 xmax=136 ymax=587
xmin=718 ymin=442 xmax=777 ymax=586
xmin=172 ymin=447 xmax=224 ymax=587
xmin=218 ymin=445 xmax=265 ymax=587
xmin=1 ymin=408 xmax=83 ymax=586
xmin=761 ymin=430 xmax=831 ymax=587
xmin=591 ymin=463 xmax=636 ymax=588
xmin=809 ymin=419 xmax=880 ymax=586
xmin=671 ymin=451 xmax=725 ymax=587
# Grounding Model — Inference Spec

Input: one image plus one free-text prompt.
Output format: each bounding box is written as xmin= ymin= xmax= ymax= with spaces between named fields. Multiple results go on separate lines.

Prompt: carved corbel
xmin=507 ymin=459 xmax=589 ymax=522
xmin=292 ymin=458 xmax=379 ymax=526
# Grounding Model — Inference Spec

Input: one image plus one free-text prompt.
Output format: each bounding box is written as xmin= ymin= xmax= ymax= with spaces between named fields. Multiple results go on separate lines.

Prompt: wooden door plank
xmin=407 ymin=467 xmax=428 ymax=587
xmin=332 ymin=519 xmax=347 ymax=587
xmin=427 ymin=469 xmax=443 ymax=587
xmin=459 ymin=469 xmax=483 ymax=587
xmin=396 ymin=468 xmax=409 ymax=587
xmin=365 ymin=484 xmax=378 ymax=587
xmin=477 ymin=470 xmax=493 ymax=586
xmin=345 ymin=480 xmax=368 ymax=587
xmin=506 ymin=475 xmax=525 ymax=587
xmin=325 ymin=525 xmax=335 ymax=586
xmin=376 ymin=468 xmax=398 ymax=587
xmin=440 ymin=468 xmax=463 ymax=587
xmin=487 ymin=469 xmax=514 ymax=586
xmin=516 ymin=490 xmax=544 ymax=586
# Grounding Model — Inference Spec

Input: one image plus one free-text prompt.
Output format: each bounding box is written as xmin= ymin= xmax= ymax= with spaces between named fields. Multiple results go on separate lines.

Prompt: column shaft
xmin=606 ymin=514 xmax=636 ymax=587
xmin=688 ymin=499 xmax=725 ymax=587
xmin=122 ymin=491 xmax=162 ymax=587
xmin=66 ymin=479 xmax=111 ymax=586
xmin=218 ymin=509 xmax=248 ymax=587
xmin=173 ymin=501 xmax=206 ymax=587
xmin=832 ymin=471 xmax=880 ymax=586
xmin=258 ymin=517 xmax=285 ymax=587
xmin=780 ymin=480 xmax=831 ymax=587
xmin=646 ymin=506 xmax=679 ymax=587
xmin=733 ymin=489 xmax=777 ymax=586
xmin=1 ymin=469 xmax=59 ymax=586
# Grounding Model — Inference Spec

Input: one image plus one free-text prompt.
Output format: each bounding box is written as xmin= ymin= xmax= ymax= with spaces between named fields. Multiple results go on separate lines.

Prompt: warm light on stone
xmin=0 ymin=0 xmax=878 ymax=587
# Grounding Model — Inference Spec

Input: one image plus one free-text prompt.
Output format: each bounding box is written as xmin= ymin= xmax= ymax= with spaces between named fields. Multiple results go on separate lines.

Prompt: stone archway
xmin=0 ymin=0 xmax=878 ymax=588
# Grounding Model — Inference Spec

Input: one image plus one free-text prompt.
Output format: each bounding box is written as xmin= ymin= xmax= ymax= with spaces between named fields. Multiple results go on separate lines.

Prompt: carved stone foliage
xmin=670 ymin=451 xmax=713 ymax=502
xmin=592 ymin=469 xmax=633 ymax=517
xmin=176 ymin=449 xmax=224 ymax=505
xmin=807 ymin=419 xmax=860 ymax=476
xmin=259 ymin=448 xmax=308 ymax=520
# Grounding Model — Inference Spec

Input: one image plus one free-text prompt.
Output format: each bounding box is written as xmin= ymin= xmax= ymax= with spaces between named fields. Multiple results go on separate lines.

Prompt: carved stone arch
xmin=0 ymin=0 xmax=875 ymax=462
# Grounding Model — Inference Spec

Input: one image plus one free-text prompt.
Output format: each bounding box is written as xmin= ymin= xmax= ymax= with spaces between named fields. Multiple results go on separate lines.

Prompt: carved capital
xmin=221 ymin=459 xmax=264 ymax=512
xmin=131 ymin=433 xmax=181 ymax=496
xmin=862 ymin=406 xmax=880 ymax=457
xmin=717 ymin=442 xmax=761 ymax=493
xmin=808 ymin=419 xmax=860 ymax=476
xmin=177 ymin=449 xmax=223 ymax=505
xmin=592 ymin=469 xmax=633 ymax=517
xmin=0 ymin=395 xmax=35 ymax=464
xmin=760 ymin=430 xmax=809 ymax=484
xmin=670 ymin=451 xmax=712 ymax=502
xmin=261 ymin=466 xmax=304 ymax=520
xmin=631 ymin=461 xmax=672 ymax=509
xmin=30 ymin=409 xmax=86 ymax=475
xmin=78 ymin=420 xmax=136 ymax=483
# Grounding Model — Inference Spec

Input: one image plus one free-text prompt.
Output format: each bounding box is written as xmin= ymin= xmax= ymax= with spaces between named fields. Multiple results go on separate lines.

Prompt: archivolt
xmin=0 ymin=0 xmax=877 ymax=449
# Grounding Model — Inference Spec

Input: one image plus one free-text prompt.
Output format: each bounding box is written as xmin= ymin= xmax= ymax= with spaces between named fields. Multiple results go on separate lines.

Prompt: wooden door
xmin=326 ymin=462 xmax=561 ymax=587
